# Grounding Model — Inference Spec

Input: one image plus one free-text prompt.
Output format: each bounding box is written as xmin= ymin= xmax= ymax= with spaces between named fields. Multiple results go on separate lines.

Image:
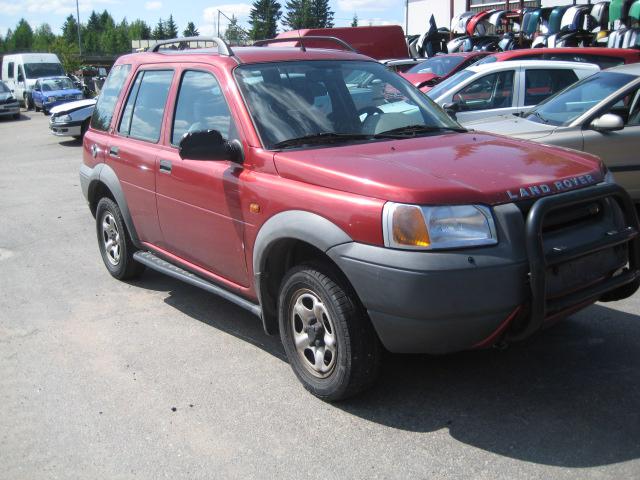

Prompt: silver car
xmin=464 ymin=63 xmax=640 ymax=201
xmin=0 ymin=80 xmax=20 ymax=119
xmin=49 ymin=98 xmax=96 ymax=140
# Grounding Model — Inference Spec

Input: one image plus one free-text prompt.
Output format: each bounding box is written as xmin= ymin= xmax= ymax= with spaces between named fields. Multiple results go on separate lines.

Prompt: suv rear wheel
xmin=95 ymin=197 xmax=145 ymax=280
xmin=278 ymin=264 xmax=381 ymax=401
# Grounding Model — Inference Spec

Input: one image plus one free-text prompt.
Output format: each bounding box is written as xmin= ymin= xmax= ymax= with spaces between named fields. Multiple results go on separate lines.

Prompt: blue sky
xmin=0 ymin=0 xmax=406 ymax=37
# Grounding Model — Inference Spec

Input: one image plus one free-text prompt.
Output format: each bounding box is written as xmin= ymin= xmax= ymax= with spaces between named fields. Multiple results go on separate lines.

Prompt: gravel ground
xmin=0 ymin=110 xmax=639 ymax=479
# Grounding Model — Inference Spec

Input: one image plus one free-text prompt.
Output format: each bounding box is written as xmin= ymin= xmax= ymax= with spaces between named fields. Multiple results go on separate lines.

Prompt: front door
xmin=155 ymin=68 xmax=249 ymax=287
xmin=452 ymin=69 xmax=518 ymax=123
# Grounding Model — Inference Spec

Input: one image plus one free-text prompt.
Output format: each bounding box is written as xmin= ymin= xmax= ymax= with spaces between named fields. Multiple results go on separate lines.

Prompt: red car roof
xmin=487 ymin=48 xmax=640 ymax=63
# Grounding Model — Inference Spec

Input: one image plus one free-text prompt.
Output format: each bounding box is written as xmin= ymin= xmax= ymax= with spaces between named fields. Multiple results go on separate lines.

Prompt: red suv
xmin=80 ymin=37 xmax=640 ymax=400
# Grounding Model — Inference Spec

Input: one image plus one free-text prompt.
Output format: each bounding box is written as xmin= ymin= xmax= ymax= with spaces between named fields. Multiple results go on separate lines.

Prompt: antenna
xmin=297 ymin=30 xmax=306 ymax=52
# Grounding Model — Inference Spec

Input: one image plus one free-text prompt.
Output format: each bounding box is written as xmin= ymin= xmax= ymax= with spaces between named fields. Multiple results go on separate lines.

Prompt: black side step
xmin=133 ymin=251 xmax=262 ymax=317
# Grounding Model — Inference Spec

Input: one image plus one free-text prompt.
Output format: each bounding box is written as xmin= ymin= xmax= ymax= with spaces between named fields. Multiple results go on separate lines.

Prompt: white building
xmin=406 ymin=0 xmax=601 ymax=35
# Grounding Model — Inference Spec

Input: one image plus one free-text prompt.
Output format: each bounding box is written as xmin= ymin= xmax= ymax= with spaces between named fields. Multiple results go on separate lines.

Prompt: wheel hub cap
xmin=101 ymin=212 xmax=121 ymax=266
xmin=290 ymin=289 xmax=337 ymax=378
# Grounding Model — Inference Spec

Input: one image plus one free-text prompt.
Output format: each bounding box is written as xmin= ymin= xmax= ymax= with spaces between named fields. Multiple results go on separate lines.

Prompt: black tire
xmin=278 ymin=264 xmax=381 ymax=401
xmin=25 ymin=94 xmax=34 ymax=111
xmin=34 ymin=105 xmax=40 ymax=112
xmin=42 ymin=108 xmax=49 ymax=116
xmin=95 ymin=197 xmax=145 ymax=280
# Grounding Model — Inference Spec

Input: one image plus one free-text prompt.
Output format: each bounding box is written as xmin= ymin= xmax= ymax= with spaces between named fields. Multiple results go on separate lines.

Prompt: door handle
xmin=159 ymin=159 xmax=172 ymax=174
xmin=109 ymin=146 xmax=119 ymax=157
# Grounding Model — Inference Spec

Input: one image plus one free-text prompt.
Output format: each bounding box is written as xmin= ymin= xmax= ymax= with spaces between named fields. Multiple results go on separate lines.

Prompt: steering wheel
xmin=357 ymin=106 xmax=384 ymax=122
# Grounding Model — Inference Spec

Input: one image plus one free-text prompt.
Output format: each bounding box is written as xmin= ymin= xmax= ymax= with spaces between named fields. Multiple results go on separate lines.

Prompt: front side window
xmin=426 ymin=69 xmax=475 ymax=100
xmin=527 ymin=72 xmax=636 ymax=127
xmin=172 ymin=70 xmax=234 ymax=146
xmin=118 ymin=69 xmax=173 ymax=143
xmin=453 ymin=70 xmax=514 ymax=111
xmin=235 ymin=60 xmax=461 ymax=149
xmin=524 ymin=68 xmax=578 ymax=106
xmin=91 ymin=64 xmax=132 ymax=132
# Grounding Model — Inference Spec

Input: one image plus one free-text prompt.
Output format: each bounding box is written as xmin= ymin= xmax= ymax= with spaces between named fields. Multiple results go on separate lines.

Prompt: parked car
xmin=49 ymin=98 xmax=96 ymax=140
xmin=1 ymin=53 xmax=64 ymax=109
xmin=32 ymin=76 xmax=84 ymax=115
xmin=400 ymin=52 xmax=490 ymax=92
xmin=464 ymin=63 xmax=640 ymax=202
xmin=80 ymin=37 xmax=639 ymax=401
xmin=427 ymin=60 xmax=599 ymax=123
xmin=0 ymin=80 xmax=20 ymax=119
xmin=476 ymin=48 xmax=640 ymax=70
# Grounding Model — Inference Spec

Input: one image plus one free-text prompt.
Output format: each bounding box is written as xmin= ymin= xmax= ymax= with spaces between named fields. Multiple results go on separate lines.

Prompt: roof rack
xmin=149 ymin=36 xmax=234 ymax=57
xmin=253 ymin=36 xmax=357 ymax=53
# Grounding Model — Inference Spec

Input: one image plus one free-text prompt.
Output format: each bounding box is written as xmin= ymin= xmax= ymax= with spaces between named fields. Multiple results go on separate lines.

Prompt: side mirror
xmin=178 ymin=129 xmax=243 ymax=163
xmin=442 ymin=101 xmax=460 ymax=119
xmin=590 ymin=113 xmax=624 ymax=132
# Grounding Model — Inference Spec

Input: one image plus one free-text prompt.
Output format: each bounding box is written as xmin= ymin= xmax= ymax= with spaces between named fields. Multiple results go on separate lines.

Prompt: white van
xmin=1 ymin=53 xmax=64 ymax=109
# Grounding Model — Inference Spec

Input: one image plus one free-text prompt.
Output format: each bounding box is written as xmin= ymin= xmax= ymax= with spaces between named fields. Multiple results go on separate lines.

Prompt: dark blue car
xmin=32 ymin=76 xmax=83 ymax=115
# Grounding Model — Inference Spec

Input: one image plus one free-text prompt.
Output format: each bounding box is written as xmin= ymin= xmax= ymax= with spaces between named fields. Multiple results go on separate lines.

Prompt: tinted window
xmin=524 ymin=69 xmax=578 ymax=105
xmin=172 ymin=70 xmax=234 ymax=145
xmin=454 ymin=70 xmax=515 ymax=111
xmin=8 ymin=62 xmax=14 ymax=78
xmin=91 ymin=64 xmax=132 ymax=132
xmin=118 ymin=70 xmax=173 ymax=143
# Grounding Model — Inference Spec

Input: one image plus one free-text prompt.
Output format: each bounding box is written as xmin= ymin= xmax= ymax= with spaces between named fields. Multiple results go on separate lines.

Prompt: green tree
xmin=165 ymin=15 xmax=178 ymax=38
xmin=4 ymin=29 xmax=15 ymax=52
xmin=283 ymin=0 xmax=310 ymax=30
xmin=249 ymin=0 xmax=282 ymax=40
xmin=309 ymin=0 xmax=334 ymax=28
xmin=32 ymin=24 xmax=55 ymax=52
xmin=152 ymin=18 xmax=166 ymax=40
xmin=62 ymin=15 xmax=79 ymax=46
xmin=351 ymin=14 xmax=358 ymax=27
xmin=183 ymin=22 xmax=199 ymax=37
xmin=51 ymin=38 xmax=80 ymax=73
xmin=12 ymin=19 xmax=34 ymax=52
xmin=130 ymin=20 xmax=151 ymax=40
xmin=224 ymin=16 xmax=248 ymax=45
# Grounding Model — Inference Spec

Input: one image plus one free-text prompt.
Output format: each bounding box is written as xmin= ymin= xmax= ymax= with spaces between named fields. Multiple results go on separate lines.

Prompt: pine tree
xmin=351 ymin=14 xmax=358 ymax=27
xmin=33 ymin=24 xmax=55 ymax=52
xmin=249 ymin=0 xmax=282 ymax=40
xmin=309 ymin=0 xmax=334 ymax=28
xmin=152 ymin=18 xmax=166 ymax=40
xmin=62 ymin=15 xmax=79 ymax=46
xmin=12 ymin=19 xmax=34 ymax=52
xmin=224 ymin=16 xmax=248 ymax=45
xmin=183 ymin=22 xmax=199 ymax=37
xmin=130 ymin=20 xmax=151 ymax=40
xmin=283 ymin=0 xmax=310 ymax=30
xmin=165 ymin=15 xmax=178 ymax=39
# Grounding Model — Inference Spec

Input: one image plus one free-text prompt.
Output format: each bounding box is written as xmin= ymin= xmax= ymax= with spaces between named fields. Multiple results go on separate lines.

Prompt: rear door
xmin=155 ymin=67 xmax=250 ymax=287
xmin=108 ymin=67 xmax=174 ymax=245
xmin=453 ymin=68 xmax=518 ymax=123
xmin=519 ymin=67 xmax=579 ymax=114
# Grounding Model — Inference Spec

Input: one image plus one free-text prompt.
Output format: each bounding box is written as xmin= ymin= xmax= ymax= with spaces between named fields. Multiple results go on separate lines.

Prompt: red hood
xmin=273 ymin=132 xmax=603 ymax=205
xmin=400 ymin=72 xmax=440 ymax=88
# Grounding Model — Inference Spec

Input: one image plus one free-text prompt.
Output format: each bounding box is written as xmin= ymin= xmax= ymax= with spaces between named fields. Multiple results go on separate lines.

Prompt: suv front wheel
xmin=95 ymin=197 xmax=145 ymax=280
xmin=278 ymin=264 xmax=381 ymax=401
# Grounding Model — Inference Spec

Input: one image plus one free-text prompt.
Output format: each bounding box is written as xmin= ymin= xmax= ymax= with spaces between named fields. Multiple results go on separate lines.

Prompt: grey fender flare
xmin=252 ymin=210 xmax=353 ymax=334
xmin=83 ymin=163 xmax=142 ymax=248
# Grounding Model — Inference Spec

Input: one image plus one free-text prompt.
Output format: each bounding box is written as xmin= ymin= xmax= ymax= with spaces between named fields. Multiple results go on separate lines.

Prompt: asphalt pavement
xmin=1 ymin=110 xmax=639 ymax=479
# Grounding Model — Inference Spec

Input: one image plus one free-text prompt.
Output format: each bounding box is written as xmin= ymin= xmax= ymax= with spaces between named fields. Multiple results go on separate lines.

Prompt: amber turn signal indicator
xmin=249 ymin=202 xmax=261 ymax=214
xmin=392 ymin=205 xmax=430 ymax=247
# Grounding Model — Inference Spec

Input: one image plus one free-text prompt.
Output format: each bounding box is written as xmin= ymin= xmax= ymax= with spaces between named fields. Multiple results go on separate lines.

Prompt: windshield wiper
xmin=377 ymin=124 xmax=467 ymax=136
xmin=272 ymin=132 xmax=400 ymax=149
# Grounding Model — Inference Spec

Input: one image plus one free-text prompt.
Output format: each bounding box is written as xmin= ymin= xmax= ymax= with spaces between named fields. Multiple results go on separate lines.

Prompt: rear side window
xmin=171 ymin=70 xmax=234 ymax=145
xmin=118 ymin=70 xmax=173 ymax=143
xmin=91 ymin=64 xmax=131 ymax=132
xmin=8 ymin=62 xmax=14 ymax=78
xmin=524 ymin=69 xmax=578 ymax=105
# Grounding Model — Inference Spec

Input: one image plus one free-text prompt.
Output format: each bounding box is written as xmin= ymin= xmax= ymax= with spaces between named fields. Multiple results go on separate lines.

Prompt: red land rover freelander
xmin=80 ymin=37 xmax=640 ymax=401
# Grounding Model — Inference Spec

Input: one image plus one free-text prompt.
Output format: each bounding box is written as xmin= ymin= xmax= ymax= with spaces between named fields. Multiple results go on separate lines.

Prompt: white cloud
xmin=359 ymin=18 xmax=402 ymax=26
xmin=203 ymin=3 xmax=252 ymax=23
xmin=145 ymin=1 xmax=162 ymax=10
xmin=337 ymin=0 xmax=389 ymax=13
xmin=0 ymin=0 xmax=121 ymax=17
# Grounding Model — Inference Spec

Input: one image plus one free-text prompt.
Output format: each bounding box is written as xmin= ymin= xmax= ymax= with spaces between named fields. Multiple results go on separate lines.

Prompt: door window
xmin=454 ymin=70 xmax=515 ymax=111
xmin=8 ymin=62 xmax=14 ymax=79
xmin=91 ymin=64 xmax=132 ymax=132
xmin=171 ymin=70 xmax=235 ymax=146
xmin=118 ymin=69 xmax=173 ymax=143
xmin=524 ymin=69 xmax=578 ymax=105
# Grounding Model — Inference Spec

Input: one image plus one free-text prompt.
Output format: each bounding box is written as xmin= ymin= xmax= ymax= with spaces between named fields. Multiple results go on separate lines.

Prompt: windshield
xmin=235 ymin=60 xmax=462 ymax=149
xmin=24 ymin=63 xmax=64 ymax=78
xmin=406 ymin=56 xmax=466 ymax=76
xmin=40 ymin=77 xmax=74 ymax=91
xmin=0 ymin=82 xmax=9 ymax=93
xmin=526 ymin=71 xmax=636 ymax=127
xmin=426 ymin=69 xmax=475 ymax=100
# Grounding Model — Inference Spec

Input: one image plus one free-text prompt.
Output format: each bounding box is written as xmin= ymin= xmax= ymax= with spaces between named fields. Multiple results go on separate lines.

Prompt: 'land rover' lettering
xmin=506 ymin=174 xmax=596 ymax=201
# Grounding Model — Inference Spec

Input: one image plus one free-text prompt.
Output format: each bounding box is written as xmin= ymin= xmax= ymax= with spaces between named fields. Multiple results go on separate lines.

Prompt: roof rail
xmin=253 ymin=36 xmax=357 ymax=53
xmin=149 ymin=36 xmax=234 ymax=57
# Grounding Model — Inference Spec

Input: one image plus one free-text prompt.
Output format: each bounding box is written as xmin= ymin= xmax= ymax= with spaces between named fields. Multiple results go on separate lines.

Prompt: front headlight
xmin=55 ymin=114 xmax=72 ymax=123
xmin=76 ymin=94 xmax=83 ymax=100
xmin=46 ymin=97 xmax=55 ymax=103
xmin=383 ymin=203 xmax=498 ymax=250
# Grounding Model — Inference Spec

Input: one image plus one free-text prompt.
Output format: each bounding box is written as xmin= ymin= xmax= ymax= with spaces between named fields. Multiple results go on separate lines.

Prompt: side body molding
xmin=81 ymin=162 xmax=142 ymax=249
xmin=252 ymin=210 xmax=353 ymax=334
